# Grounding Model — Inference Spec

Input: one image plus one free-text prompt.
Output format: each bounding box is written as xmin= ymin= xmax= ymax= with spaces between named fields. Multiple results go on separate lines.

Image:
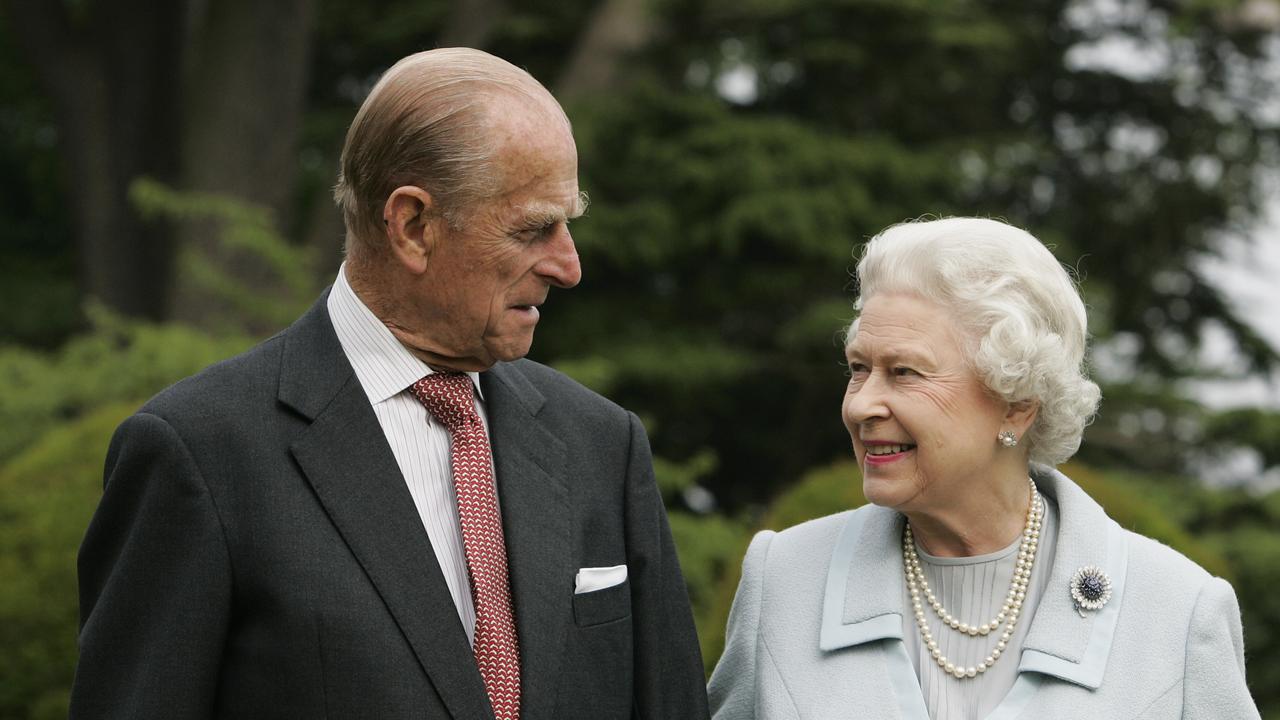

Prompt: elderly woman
xmin=708 ymin=217 xmax=1260 ymax=719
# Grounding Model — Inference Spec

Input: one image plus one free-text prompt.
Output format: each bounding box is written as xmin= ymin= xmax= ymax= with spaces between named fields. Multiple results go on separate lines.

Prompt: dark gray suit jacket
xmin=70 ymin=293 xmax=709 ymax=720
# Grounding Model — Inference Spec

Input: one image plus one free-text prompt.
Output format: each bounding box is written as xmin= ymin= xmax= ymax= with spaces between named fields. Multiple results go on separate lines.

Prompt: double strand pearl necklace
xmin=902 ymin=477 xmax=1043 ymax=680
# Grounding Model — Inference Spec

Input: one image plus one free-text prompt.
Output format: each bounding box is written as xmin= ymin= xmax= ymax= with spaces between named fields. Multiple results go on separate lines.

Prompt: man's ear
xmin=383 ymin=186 xmax=438 ymax=274
xmin=1003 ymin=399 xmax=1040 ymax=440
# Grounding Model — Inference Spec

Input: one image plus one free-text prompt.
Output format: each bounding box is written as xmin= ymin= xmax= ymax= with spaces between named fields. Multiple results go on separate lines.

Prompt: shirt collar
xmin=327 ymin=263 xmax=484 ymax=405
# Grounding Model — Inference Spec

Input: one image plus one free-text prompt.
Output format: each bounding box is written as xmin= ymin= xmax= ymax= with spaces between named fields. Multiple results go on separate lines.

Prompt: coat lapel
xmin=817 ymin=468 xmax=1129 ymax=719
xmin=280 ymin=294 xmax=494 ymax=720
xmin=819 ymin=505 xmax=930 ymax=720
xmin=481 ymin=362 xmax=570 ymax=720
xmin=1017 ymin=466 xmax=1127 ymax=690
xmin=820 ymin=504 xmax=906 ymax=649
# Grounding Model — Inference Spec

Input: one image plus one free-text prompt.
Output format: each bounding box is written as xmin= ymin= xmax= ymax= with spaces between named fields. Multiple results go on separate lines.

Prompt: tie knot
xmin=410 ymin=372 xmax=478 ymax=432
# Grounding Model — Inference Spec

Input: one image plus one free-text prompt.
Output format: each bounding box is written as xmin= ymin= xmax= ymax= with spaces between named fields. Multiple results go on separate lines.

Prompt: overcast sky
xmin=1192 ymin=189 xmax=1280 ymax=409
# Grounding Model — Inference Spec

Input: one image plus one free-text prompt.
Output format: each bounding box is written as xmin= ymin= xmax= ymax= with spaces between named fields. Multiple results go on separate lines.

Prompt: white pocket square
xmin=574 ymin=564 xmax=628 ymax=594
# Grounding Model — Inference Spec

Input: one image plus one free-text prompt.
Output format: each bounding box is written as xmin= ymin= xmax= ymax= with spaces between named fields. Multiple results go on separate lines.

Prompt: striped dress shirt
xmin=326 ymin=264 xmax=490 ymax=644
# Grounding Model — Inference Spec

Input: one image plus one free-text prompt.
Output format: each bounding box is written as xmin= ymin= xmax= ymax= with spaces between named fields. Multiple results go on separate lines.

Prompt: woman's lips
xmin=863 ymin=444 xmax=915 ymax=466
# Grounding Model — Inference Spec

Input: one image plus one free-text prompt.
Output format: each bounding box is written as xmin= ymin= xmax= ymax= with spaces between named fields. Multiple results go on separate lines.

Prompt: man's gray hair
xmin=333 ymin=48 xmax=568 ymax=260
xmin=848 ymin=217 xmax=1102 ymax=466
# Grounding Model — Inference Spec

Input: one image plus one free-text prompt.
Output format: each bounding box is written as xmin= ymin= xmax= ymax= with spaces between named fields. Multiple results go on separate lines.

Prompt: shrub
xmin=0 ymin=309 xmax=250 ymax=465
xmin=0 ymin=403 xmax=135 ymax=719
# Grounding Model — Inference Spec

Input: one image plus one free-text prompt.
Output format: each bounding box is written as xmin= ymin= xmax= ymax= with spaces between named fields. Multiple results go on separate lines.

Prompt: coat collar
xmin=819 ymin=466 xmax=1128 ymax=691
xmin=1018 ymin=465 xmax=1128 ymax=689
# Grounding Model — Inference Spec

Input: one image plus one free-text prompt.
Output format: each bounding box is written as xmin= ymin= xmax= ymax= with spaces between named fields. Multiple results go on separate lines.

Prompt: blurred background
xmin=1 ymin=0 xmax=1279 ymax=716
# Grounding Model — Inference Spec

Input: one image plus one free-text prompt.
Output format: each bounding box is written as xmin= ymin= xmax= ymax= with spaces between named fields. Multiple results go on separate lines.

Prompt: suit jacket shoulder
xmin=139 ymin=331 xmax=288 ymax=424
xmin=491 ymin=358 xmax=629 ymax=420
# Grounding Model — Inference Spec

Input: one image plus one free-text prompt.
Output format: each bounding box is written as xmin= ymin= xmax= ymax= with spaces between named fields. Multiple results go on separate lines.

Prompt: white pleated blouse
xmin=903 ymin=500 xmax=1060 ymax=720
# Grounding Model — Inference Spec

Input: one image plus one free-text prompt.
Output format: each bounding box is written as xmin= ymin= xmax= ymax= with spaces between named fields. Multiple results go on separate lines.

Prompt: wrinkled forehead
xmin=484 ymin=107 xmax=579 ymax=200
xmin=844 ymin=292 xmax=974 ymax=357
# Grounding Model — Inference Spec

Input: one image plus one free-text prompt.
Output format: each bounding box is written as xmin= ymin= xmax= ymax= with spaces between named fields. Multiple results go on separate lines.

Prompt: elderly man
xmin=70 ymin=48 xmax=709 ymax=720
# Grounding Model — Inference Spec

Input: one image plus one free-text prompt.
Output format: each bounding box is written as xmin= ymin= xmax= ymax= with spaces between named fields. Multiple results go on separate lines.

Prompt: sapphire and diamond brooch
xmin=1069 ymin=565 xmax=1112 ymax=617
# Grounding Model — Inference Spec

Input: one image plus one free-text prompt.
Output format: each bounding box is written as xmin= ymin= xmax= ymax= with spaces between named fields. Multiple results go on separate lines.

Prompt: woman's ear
xmin=1003 ymin=399 xmax=1040 ymax=439
xmin=383 ymin=186 xmax=438 ymax=274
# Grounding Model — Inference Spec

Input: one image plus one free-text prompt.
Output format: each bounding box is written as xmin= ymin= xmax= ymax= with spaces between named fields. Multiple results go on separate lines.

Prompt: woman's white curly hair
xmin=849 ymin=217 xmax=1101 ymax=466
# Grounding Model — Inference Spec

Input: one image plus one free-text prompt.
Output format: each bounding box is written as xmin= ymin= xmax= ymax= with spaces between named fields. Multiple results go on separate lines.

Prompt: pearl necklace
xmin=902 ymin=477 xmax=1043 ymax=680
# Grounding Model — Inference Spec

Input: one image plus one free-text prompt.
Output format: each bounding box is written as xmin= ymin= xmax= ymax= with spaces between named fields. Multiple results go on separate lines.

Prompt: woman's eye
xmin=893 ymin=366 xmax=918 ymax=377
xmin=846 ymin=362 xmax=869 ymax=377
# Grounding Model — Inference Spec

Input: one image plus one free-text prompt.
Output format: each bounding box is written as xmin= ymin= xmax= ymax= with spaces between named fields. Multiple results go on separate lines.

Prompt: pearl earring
xmin=998 ymin=430 xmax=1018 ymax=448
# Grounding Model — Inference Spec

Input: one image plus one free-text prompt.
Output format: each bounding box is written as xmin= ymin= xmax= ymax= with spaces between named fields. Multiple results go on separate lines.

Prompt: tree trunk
xmin=2 ymin=0 xmax=187 ymax=321
xmin=171 ymin=0 xmax=316 ymax=328
xmin=555 ymin=0 xmax=654 ymax=103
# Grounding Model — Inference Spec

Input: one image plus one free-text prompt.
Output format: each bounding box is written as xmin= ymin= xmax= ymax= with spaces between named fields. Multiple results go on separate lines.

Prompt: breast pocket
xmin=572 ymin=578 xmax=632 ymax=627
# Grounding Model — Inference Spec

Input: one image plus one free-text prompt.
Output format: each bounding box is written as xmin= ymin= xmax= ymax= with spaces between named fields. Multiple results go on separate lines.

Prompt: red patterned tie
xmin=410 ymin=372 xmax=521 ymax=720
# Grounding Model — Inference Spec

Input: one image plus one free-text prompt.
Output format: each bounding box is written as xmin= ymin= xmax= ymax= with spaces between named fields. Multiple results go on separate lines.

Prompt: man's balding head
xmin=334 ymin=48 xmax=571 ymax=263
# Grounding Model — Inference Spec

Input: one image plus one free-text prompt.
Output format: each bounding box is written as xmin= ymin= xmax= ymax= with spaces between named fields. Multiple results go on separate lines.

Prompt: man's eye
xmin=893 ymin=366 xmax=918 ymax=377
xmin=846 ymin=362 xmax=869 ymax=376
xmin=516 ymin=224 xmax=556 ymax=242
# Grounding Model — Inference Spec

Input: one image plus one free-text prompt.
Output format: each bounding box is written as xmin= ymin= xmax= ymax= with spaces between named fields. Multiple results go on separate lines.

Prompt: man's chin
xmin=487 ymin=336 xmax=535 ymax=365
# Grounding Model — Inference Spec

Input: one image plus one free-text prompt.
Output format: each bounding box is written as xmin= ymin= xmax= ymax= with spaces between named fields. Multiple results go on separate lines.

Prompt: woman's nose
xmin=843 ymin=374 xmax=890 ymax=428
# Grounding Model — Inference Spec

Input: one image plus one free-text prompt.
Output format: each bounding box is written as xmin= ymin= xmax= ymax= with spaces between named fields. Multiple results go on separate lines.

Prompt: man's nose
xmin=538 ymin=226 xmax=582 ymax=289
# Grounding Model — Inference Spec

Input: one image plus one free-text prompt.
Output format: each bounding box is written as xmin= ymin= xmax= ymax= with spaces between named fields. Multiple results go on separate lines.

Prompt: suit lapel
xmin=482 ymin=362 xmax=570 ymax=720
xmin=280 ymin=293 xmax=494 ymax=720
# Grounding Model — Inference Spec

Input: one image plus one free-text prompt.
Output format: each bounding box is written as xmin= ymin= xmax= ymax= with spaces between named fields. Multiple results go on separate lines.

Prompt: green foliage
xmin=0 ymin=253 xmax=79 ymax=349
xmin=646 ymin=442 xmax=756 ymax=676
xmin=130 ymin=178 xmax=320 ymax=334
xmin=0 ymin=403 xmax=134 ymax=720
xmin=545 ymin=85 xmax=931 ymax=504
xmin=653 ymin=448 xmax=719 ymax=499
xmin=0 ymin=306 xmax=250 ymax=467
xmin=1064 ymin=463 xmax=1235 ymax=578
xmin=1 ymin=0 xmax=1278 ymax=711
xmin=1203 ymin=407 xmax=1280 ymax=468
xmin=669 ymin=510 xmax=750 ymax=675
xmin=543 ymin=0 xmax=1280 ymax=509
xmin=761 ymin=459 xmax=865 ymax=531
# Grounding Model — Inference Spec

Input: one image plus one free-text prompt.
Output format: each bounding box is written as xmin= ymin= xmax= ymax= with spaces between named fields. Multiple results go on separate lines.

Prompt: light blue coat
xmin=708 ymin=467 xmax=1261 ymax=719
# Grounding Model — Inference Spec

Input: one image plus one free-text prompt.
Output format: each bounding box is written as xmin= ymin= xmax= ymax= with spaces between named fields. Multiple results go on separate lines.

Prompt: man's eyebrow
xmin=570 ymin=190 xmax=589 ymax=219
xmin=519 ymin=191 xmax=589 ymax=226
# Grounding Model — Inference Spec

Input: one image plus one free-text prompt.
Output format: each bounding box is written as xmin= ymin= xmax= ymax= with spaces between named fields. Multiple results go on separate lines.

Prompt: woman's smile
xmin=862 ymin=440 xmax=917 ymax=466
